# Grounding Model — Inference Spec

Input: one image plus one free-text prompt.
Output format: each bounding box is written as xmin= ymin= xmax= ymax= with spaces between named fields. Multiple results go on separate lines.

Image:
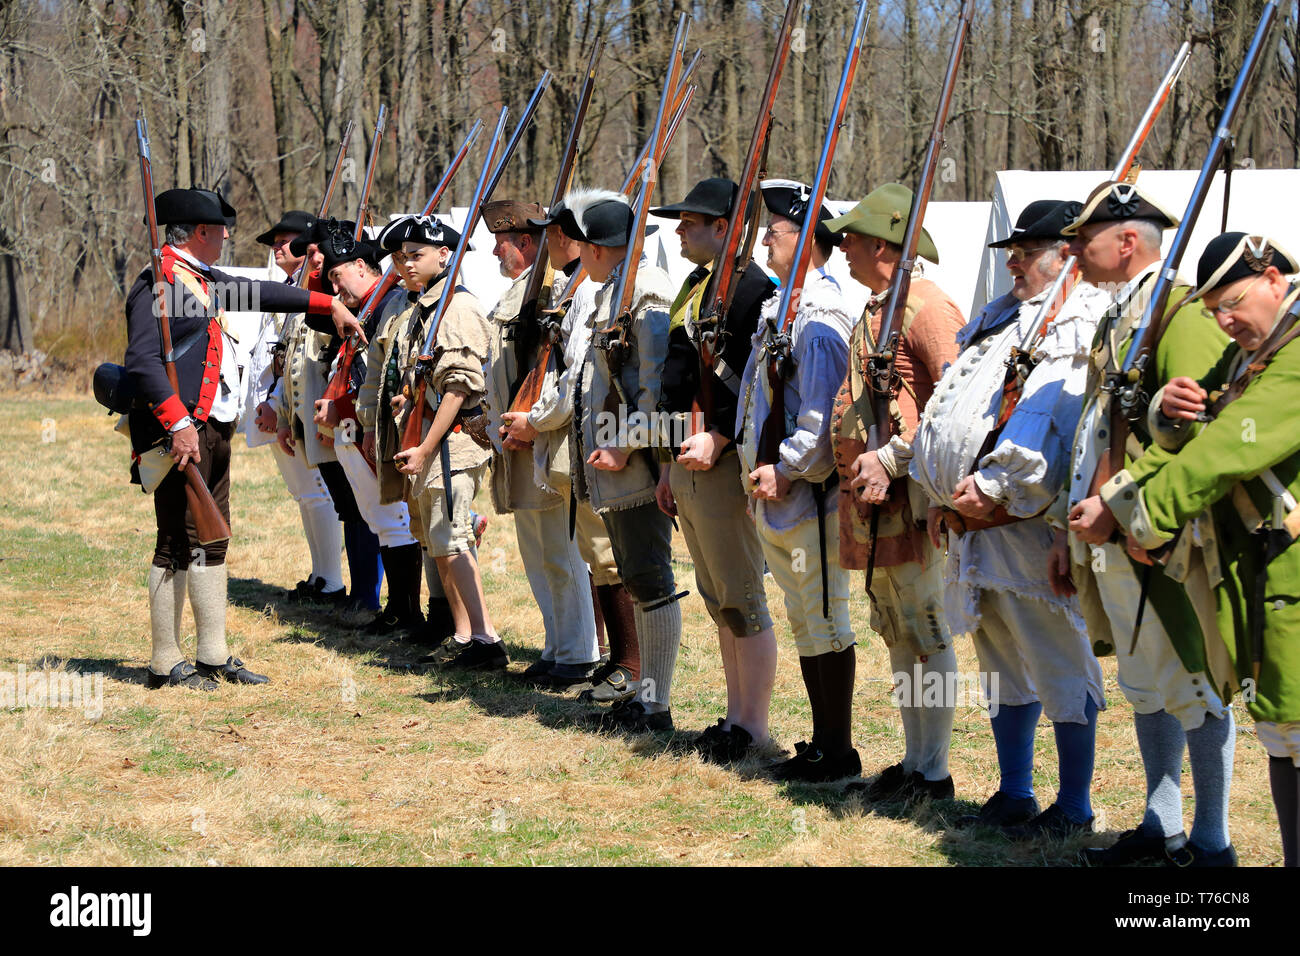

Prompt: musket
xmin=861 ymin=0 xmax=974 ymax=592
xmin=756 ymin=0 xmax=869 ymax=470
xmin=350 ymin=120 xmax=484 ymax=348
xmin=321 ymin=105 xmax=391 ymax=422
xmin=400 ymin=72 xmax=552 ymax=462
xmin=595 ymin=13 xmax=692 ymax=370
xmin=504 ymin=36 xmax=605 ymax=437
xmin=544 ymin=67 xmax=696 ymax=325
xmin=296 ymin=120 xmax=355 ymax=289
xmin=690 ymin=0 xmax=801 ymax=437
xmin=1111 ymin=5 xmax=1277 ymax=420
xmin=353 ymin=105 xmax=387 ymax=240
xmin=1095 ymin=2 xmax=1278 ymax=495
xmin=973 ymin=41 xmax=1194 ymax=466
xmin=135 ymin=116 xmax=230 ymax=545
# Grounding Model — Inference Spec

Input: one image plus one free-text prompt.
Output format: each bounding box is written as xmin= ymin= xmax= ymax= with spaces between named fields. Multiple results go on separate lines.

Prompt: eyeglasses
xmin=1006 ymin=243 xmax=1056 ymax=262
xmin=1201 ymin=274 xmax=1264 ymax=319
xmin=762 ymin=227 xmax=799 ymax=243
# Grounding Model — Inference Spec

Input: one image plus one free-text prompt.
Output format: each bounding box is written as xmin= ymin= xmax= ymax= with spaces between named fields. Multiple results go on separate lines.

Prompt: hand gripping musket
xmin=400 ymin=72 xmax=552 ymax=511
xmin=687 ymin=0 xmax=802 ymax=437
xmin=961 ymin=41 xmax=1194 ymax=497
xmin=503 ymin=36 xmax=605 ymax=449
xmin=752 ymin=0 xmax=869 ymax=620
xmin=135 ymin=117 xmax=231 ymax=545
xmin=860 ymin=0 xmax=973 ymax=593
xmin=321 ymin=106 xmax=390 ymax=435
xmin=1094 ymin=3 xmax=1278 ymax=499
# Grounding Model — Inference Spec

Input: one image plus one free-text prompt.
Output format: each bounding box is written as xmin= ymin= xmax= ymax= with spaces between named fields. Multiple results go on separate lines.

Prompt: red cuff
xmin=307 ymin=291 xmax=335 ymax=314
xmin=306 ymin=271 xmax=328 ymax=295
xmin=153 ymin=393 xmax=188 ymax=431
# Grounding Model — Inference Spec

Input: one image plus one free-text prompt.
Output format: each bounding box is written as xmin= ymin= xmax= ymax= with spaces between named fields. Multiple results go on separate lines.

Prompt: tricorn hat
xmin=824 ymin=183 xmax=939 ymax=263
xmin=988 ymin=199 xmax=1081 ymax=248
xmin=560 ymin=189 xmax=635 ymax=247
xmin=256 ymin=209 xmax=315 ymax=246
xmin=1190 ymin=232 xmax=1299 ymax=300
xmin=650 ymin=178 xmax=738 ymax=220
xmin=760 ymin=178 xmax=843 ymax=248
xmin=1061 ymin=181 xmax=1179 ymax=236
xmin=318 ymin=233 xmax=380 ymax=274
xmin=152 ymin=187 xmax=236 ymax=228
xmin=289 ymin=217 xmax=356 ymax=257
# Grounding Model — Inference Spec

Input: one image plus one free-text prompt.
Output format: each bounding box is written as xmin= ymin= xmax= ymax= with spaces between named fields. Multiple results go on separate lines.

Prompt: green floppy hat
xmin=825 ymin=183 xmax=940 ymax=264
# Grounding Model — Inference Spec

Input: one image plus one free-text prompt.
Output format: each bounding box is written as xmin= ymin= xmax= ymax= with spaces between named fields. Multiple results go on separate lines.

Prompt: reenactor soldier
xmin=273 ymin=218 xmax=383 ymax=613
xmin=650 ymin=177 xmax=778 ymax=761
xmin=481 ymin=199 xmax=601 ymax=685
xmin=124 ymin=187 xmax=359 ymax=689
xmin=1104 ymin=234 xmax=1298 ymax=866
xmin=830 ymin=184 xmax=963 ymax=798
xmin=245 ymin=210 xmax=345 ymax=604
xmin=388 ymin=215 xmax=505 ymax=670
xmin=312 ymin=232 xmax=425 ymax=635
xmin=737 ymin=179 xmax=856 ymax=779
xmin=1057 ymin=183 xmax=1236 ymax=865
xmin=560 ymin=188 xmax=681 ymax=732
xmin=500 ymin=201 xmax=642 ymax=702
xmin=911 ymin=199 xmax=1110 ymax=835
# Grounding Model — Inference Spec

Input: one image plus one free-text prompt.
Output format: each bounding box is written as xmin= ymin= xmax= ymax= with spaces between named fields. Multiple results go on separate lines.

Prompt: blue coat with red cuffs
xmin=123 ymin=245 xmax=337 ymax=479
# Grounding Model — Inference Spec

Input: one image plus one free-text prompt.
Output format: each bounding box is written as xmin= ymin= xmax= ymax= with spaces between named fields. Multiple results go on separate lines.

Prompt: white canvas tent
xmin=974 ymin=169 xmax=1300 ymax=317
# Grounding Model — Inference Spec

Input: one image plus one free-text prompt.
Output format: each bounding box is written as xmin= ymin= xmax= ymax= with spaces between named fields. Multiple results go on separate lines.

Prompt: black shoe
xmin=195 ymin=656 xmax=269 ymax=685
xmin=1165 ymin=841 xmax=1238 ymax=868
xmin=577 ymin=663 xmax=638 ymax=703
xmin=146 ymin=661 xmax=218 ymax=691
xmin=1081 ymin=825 xmax=1184 ymax=867
xmin=595 ymin=700 xmax=673 ymax=734
xmin=419 ymin=635 xmax=473 ymax=667
xmin=1003 ymin=803 xmax=1093 ymax=841
xmin=908 ymin=772 xmax=955 ymax=802
xmin=363 ymin=606 xmax=404 ymax=635
xmin=693 ymin=718 xmax=730 ymax=754
xmin=544 ymin=660 xmax=599 ymax=687
xmin=770 ymin=744 xmax=861 ymax=783
xmin=446 ymin=639 xmax=509 ymax=672
xmin=955 ymin=790 xmax=1040 ymax=830
xmin=514 ymin=658 xmax=555 ymax=682
xmin=698 ymin=723 xmax=754 ymax=764
xmin=846 ymin=762 xmax=912 ymax=801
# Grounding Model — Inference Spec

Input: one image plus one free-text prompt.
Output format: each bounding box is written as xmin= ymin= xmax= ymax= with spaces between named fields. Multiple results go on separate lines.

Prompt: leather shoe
xmin=1165 ymin=841 xmax=1238 ymax=867
xmin=195 ymin=656 xmax=269 ymax=685
xmin=955 ymin=790 xmax=1040 ymax=829
xmin=1081 ymin=825 xmax=1185 ymax=867
xmin=146 ymin=661 xmax=217 ymax=691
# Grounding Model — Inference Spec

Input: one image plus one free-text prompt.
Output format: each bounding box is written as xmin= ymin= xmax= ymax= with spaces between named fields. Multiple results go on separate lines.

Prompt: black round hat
xmin=650 ymin=178 xmax=738 ymax=220
xmin=256 ymin=210 xmax=315 ymax=246
xmin=152 ymin=187 xmax=236 ymax=227
xmin=989 ymin=199 xmax=1080 ymax=248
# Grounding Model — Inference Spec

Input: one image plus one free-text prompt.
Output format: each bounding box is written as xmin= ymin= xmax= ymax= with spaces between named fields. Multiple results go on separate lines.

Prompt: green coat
xmin=1127 ymin=288 xmax=1300 ymax=724
xmin=1072 ymin=271 xmax=1228 ymax=674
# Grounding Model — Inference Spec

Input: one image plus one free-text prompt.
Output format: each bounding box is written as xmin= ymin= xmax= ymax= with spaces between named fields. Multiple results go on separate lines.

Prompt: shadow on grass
xmin=229 ymin=575 xmax=435 ymax=672
xmin=30 ymin=654 xmax=146 ymax=686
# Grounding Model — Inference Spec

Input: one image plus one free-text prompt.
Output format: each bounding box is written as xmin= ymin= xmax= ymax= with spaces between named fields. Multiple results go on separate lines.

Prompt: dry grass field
xmin=0 ymin=394 xmax=1284 ymax=866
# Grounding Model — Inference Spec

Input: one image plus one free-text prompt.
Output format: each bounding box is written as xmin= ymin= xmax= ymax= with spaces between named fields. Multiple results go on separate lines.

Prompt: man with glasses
xmin=912 ymin=200 xmax=1110 ymax=837
xmin=1056 ymin=182 xmax=1236 ymax=865
xmin=1120 ymin=233 xmax=1300 ymax=867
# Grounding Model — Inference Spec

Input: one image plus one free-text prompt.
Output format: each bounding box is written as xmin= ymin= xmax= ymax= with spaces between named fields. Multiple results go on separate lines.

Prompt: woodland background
xmin=1 ymin=0 xmax=1297 ymax=368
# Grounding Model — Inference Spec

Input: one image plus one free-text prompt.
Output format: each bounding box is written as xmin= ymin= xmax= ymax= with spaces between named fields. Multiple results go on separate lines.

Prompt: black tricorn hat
xmin=650 ymin=177 xmax=738 ymax=220
xmin=988 ymin=199 xmax=1080 ymax=248
xmin=1191 ymin=232 xmax=1300 ymax=300
xmin=256 ymin=210 xmax=315 ymax=246
xmin=289 ymin=217 xmax=356 ymax=257
xmin=152 ymin=187 xmax=236 ymax=227
xmin=319 ymin=234 xmax=380 ymax=274
xmin=561 ymin=190 xmax=635 ymax=247
xmin=760 ymin=179 xmax=843 ymax=248
xmin=527 ymin=199 xmax=573 ymax=231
